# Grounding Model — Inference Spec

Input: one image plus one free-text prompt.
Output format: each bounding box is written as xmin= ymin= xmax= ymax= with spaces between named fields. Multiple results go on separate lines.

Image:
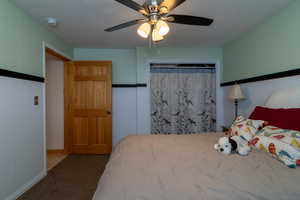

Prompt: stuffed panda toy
xmin=214 ymin=136 xmax=251 ymax=156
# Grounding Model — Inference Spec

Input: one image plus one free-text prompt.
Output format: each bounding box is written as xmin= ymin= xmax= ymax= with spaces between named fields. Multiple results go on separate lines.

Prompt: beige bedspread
xmin=93 ymin=133 xmax=300 ymax=200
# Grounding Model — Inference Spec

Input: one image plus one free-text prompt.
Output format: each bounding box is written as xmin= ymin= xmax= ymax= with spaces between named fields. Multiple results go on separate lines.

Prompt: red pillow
xmin=249 ymin=106 xmax=300 ymax=131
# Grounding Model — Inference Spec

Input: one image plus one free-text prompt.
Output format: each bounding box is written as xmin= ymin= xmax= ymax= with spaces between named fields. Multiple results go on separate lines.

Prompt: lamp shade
xmin=228 ymin=84 xmax=245 ymax=100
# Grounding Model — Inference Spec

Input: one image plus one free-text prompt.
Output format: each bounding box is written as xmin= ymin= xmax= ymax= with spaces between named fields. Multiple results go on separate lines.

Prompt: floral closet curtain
xmin=150 ymin=64 xmax=216 ymax=134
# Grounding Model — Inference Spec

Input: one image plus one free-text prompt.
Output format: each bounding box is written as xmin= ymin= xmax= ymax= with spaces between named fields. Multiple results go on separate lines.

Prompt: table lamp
xmin=228 ymin=84 xmax=245 ymax=119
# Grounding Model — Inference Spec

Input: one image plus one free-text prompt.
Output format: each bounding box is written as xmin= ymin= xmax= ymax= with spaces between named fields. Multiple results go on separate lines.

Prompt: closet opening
xmin=150 ymin=63 xmax=216 ymax=134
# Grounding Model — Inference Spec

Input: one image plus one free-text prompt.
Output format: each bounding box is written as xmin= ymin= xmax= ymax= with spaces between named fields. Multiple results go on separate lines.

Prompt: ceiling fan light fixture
xmin=137 ymin=22 xmax=151 ymax=38
xmin=156 ymin=20 xmax=170 ymax=36
xmin=105 ymin=0 xmax=214 ymax=45
xmin=152 ymin=28 xmax=164 ymax=42
xmin=159 ymin=6 xmax=169 ymax=14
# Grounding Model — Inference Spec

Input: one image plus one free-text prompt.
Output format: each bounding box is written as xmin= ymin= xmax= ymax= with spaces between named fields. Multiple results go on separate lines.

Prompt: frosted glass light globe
xmin=137 ymin=23 xmax=151 ymax=38
xmin=152 ymin=28 xmax=164 ymax=42
xmin=156 ymin=20 xmax=170 ymax=36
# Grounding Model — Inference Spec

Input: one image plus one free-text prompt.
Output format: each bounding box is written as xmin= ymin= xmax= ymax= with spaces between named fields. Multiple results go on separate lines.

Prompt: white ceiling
xmin=13 ymin=0 xmax=294 ymax=48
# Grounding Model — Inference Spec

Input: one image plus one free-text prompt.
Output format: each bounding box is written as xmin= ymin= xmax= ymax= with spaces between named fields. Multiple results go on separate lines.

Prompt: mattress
xmin=93 ymin=133 xmax=300 ymax=200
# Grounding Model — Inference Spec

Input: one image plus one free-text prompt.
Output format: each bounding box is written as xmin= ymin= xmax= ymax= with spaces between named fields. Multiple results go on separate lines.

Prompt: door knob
xmin=107 ymin=111 xmax=111 ymax=115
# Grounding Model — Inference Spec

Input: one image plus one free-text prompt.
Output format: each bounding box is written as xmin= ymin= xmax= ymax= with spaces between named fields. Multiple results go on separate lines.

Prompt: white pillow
xmin=265 ymin=87 xmax=300 ymax=108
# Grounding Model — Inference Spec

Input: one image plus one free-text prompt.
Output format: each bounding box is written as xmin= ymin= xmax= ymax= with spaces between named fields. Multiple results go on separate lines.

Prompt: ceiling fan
xmin=104 ymin=0 xmax=214 ymax=43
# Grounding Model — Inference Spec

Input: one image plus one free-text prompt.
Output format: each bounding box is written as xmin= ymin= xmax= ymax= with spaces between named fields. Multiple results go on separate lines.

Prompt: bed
xmin=93 ymin=88 xmax=300 ymax=200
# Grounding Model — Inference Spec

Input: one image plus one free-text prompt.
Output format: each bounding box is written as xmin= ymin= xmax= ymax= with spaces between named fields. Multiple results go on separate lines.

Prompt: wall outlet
xmin=34 ymin=96 xmax=39 ymax=105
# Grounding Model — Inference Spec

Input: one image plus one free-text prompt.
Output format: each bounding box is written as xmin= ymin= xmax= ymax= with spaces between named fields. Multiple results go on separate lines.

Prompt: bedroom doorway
xmin=45 ymin=47 xmax=71 ymax=170
xmin=150 ymin=63 xmax=216 ymax=134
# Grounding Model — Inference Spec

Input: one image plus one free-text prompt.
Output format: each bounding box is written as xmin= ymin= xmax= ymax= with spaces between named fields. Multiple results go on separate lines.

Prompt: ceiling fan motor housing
xmin=149 ymin=13 xmax=160 ymax=24
xmin=148 ymin=0 xmax=159 ymax=6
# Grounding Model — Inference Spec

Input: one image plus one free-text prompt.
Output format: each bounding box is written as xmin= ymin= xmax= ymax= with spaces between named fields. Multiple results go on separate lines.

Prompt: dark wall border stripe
xmin=0 ymin=69 xmax=149 ymax=87
xmin=150 ymin=63 xmax=215 ymax=67
xmin=136 ymin=83 xmax=147 ymax=87
xmin=0 ymin=68 xmax=44 ymax=82
xmin=112 ymin=83 xmax=147 ymax=88
xmin=221 ymin=68 xmax=300 ymax=87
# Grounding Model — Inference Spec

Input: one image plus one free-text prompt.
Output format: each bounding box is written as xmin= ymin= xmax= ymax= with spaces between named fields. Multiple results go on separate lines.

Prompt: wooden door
xmin=65 ymin=61 xmax=112 ymax=154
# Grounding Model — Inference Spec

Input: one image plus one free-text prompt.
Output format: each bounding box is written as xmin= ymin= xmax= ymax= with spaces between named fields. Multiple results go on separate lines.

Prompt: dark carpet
xmin=18 ymin=155 xmax=109 ymax=200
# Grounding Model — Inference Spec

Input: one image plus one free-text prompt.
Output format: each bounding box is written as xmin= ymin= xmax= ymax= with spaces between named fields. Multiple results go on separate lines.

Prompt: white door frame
xmin=42 ymin=41 xmax=72 ymax=174
xmin=141 ymin=58 xmax=223 ymax=133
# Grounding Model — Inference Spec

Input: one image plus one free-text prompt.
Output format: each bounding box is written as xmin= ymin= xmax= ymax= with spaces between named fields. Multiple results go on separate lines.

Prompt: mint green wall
xmin=136 ymin=47 xmax=223 ymax=83
xmin=74 ymin=47 xmax=223 ymax=84
xmin=74 ymin=48 xmax=137 ymax=84
xmin=0 ymin=0 xmax=73 ymax=77
xmin=223 ymin=0 xmax=300 ymax=82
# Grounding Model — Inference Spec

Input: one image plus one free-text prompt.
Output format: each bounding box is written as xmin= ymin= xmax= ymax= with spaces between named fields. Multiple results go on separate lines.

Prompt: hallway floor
xmin=47 ymin=151 xmax=68 ymax=171
xmin=18 ymin=155 xmax=109 ymax=200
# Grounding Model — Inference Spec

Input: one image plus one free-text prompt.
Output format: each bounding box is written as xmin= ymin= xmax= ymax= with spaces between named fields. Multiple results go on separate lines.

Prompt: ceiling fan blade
xmin=104 ymin=19 xmax=145 ymax=32
xmin=159 ymin=0 xmax=186 ymax=12
xmin=115 ymin=0 xmax=148 ymax=15
xmin=167 ymin=15 xmax=214 ymax=26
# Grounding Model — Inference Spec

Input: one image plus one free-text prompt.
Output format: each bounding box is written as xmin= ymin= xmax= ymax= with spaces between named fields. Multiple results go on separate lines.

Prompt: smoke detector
xmin=46 ymin=18 xmax=58 ymax=27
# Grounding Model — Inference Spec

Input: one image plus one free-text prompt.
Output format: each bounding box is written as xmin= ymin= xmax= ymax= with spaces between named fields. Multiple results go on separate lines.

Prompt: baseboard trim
xmin=4 ymin=171 xmax=46 ymax=200
xmin=47 ymin=149 xmax=66 ymax=154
